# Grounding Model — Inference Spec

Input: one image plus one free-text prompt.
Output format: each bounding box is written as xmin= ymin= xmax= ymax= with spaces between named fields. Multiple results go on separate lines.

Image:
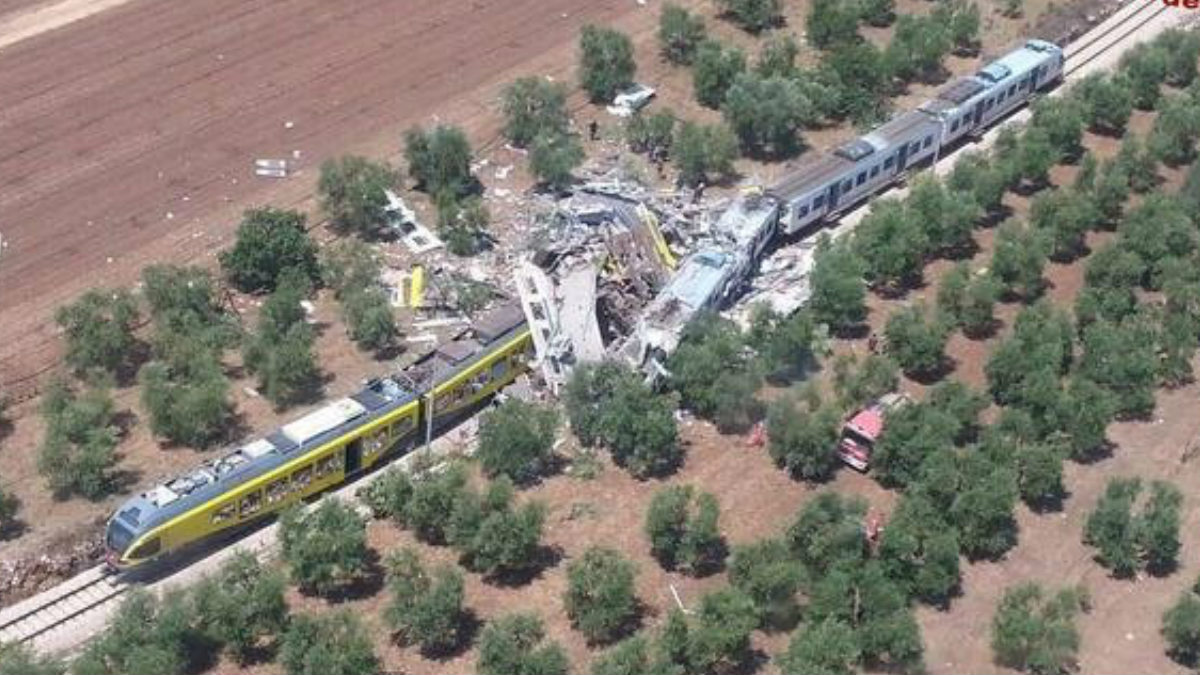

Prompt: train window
xmin=842 ymin=179 xmax=852 ymax=193
xmin=293 ymin=465 xmax=313 ymax=489
xmin=870 ymin=165 xmax=880 ymax=178
xmin=395 ymin=415 xmax=416 ymax=436
xmin=266 ymin=477 xmax=291 ymax=503
xmin=909 ymin=142 xmax=920 ymax=155
xmin=798 ymin=205 xmax=810 ymax=217
xmin=240 ymin=491 xmax=263 ymax=517
xmin=923 ymin=136 xmax=932 ymax=149
xmin=856 ymin=172 xmax=866 ymax=186
xmin=813 ymin=195 xmax=825 ymax=209
xmin=492 ymin=360 xmax=508 ymax=381
xmin=1008 ymin=85 xmax=1016 ymax=97
xmin=130 ymin=538 xmax=161 ymax=560
xmin=884 ymin=156 xmax=895 ymax=170
xmin=366 ymin=428 xmax=388 ymax=455
xmin=212 ymin=502 xmax=236 ymax=524
xmin=315 ymin=454 xmax=341 ymax=478
xmin=951 ymin=119 xmax=960 ymax=132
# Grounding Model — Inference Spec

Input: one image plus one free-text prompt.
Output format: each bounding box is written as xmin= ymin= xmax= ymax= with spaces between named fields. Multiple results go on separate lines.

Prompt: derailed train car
xmin=104 ymin=304 xmax=533 ymax=570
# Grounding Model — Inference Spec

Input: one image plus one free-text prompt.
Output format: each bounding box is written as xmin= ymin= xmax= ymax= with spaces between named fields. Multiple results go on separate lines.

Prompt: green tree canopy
xmin=317 ymin=155 xmax=399 ymax=238
xmin=565 ymin=547 xmax=640 ymax=644
xmin=477 ymin=613 xmax=569 ymax=675
xmin=278 ymin=499 xmax=370 ymax=595
xmin=219 ymin=207 xmax=319 ymax=293
xmin=38 ymin=380 xmax=119 ymax=500
xmin=478 ymin=399 xmax=559 ymax=484
xmin=501 ymin=76 xmax=570 ymax=148
xmin=884 ymin=302 xmax=949 ymax=380
xmin=673 ymin=120 xmax=738 ymax=187
xmin=530 ymin=130 xmax=585 ymax=192
xmin=280 ymin=611 xmax=379 ymax=675
xmin=692 ymin=39 xmax=746 ymax=108
xmin=722 ymin=73 xmax=813 ymax=157
xmin=579 ymin=25 xmax=637 ymax=103
xmin=658 ymin=3 xmax=706 ymax=64
xmin=384 ymin=547 xmax=466 ymax=655
xmin=991 ymin=583 xmax=1089 ymax=675
xmin=716 ymin=0 xmax=781 ymax=33
xmin=55 ymin=288 xmax=139 ymax=379
xmin=645 ymin=485 xmax=725 ymax=575
xmin=191 ymin=551 xmax=288 ymax=664
xmin=403 ymin=125 xmax=474 ymax=198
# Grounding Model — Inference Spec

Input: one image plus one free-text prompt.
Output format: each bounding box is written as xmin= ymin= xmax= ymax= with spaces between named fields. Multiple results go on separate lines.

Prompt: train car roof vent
xmin=976 ymin=63 xmax=1012 ymax=83
xmin=281 ymin=398 xmax=367 ymax=447
xmin=834 ymin=139 xmax=875 ymax=162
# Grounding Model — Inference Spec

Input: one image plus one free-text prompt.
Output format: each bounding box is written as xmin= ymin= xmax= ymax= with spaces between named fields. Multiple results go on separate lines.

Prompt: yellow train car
xmin=104 ymin=304 xmax=532 ymax=569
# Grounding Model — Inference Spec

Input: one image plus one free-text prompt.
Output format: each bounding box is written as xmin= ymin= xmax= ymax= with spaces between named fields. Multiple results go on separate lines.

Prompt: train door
xmin=827 ymin=182 xmax=841 ymax=211
xmin=345 ymin=438 xmax=363 ymax=475
xmin=897 ymin=144 xmax=909 ymax=172
xmin=972 ymin=102 xmax=984 ymax=128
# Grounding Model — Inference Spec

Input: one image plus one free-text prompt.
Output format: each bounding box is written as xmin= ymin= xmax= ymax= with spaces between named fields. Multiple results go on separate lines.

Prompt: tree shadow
xmin=325 ymin=550 xmax=387 ymax=603
xmin=581 ymin=599 xmax=650 ymax=649
xmin=483 ymin=544 xmax=563 ymax=588
xmin=0 ymin=417 xmax=12 ymax=445
xmin=729 ymin=648 xmax=771 ymax=675
xmin=1026 ymin=486 xmax=1070 ymax=515
xmin=962 ymin=318 xmax=1002 ymax=341
xmin=114 ymin=339 xmax=153 ymax=388
xmin=373 ymin=342 xmax=408 ymax=362
xmin=418 ymin=609 xmax=483 ymax=661
xmin=1068 ymin=440 xmax=1114 ymax=466
xmin=903 ymin=357 xmax=955 ymax=386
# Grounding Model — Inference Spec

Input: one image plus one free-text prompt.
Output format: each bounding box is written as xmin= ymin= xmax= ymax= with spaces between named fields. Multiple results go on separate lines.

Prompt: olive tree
xmin=692 ymin=39 xmax=746 ymax=108
xmin=530 ymin=130 xmax=585 ymax=192
xmin=1164 ymin=591 xmax=1200 ymax=666
xmin=884 ymin=303 xmax=949 ymax=381
xmin=280 ymin=611 xmax=379 ymax=675
xmin=564 ymin=547 xmax=640 ymax=644
xmin=219 ymin=207 xmax=319 ymax=293
xmin=991 ymin=583 xmax=1089 ymax=675
xmin=658 ymin=3 xmax=706 ymax=64
xmin=716 ymin=0 xmax=781 ymax=33
xmin=384 ymin=547 xmax=466 ymax=655
xmin=477 ymin=613 xmax=569 ymax=675
xmin=55 ymin=289 xmax=140 ymax=379
xmin=501 ymin=77 xmax=569 ymax=148
xmin=192 ymin=551 xmax=288 ymax=664
xmin=317 ymin=155 xmax=398 ymax=238
xmin=579 ymin=25 xmax=636 ymax=103
xmin=278 ymin=499 xmax=370 ymax=595
xmin=38 ymin=380 xmax=119 ymax=500
xmin=478 ymin=399 xmax=559 ymax=484
xmin=645 ymin=485 xmax=725 ymax=575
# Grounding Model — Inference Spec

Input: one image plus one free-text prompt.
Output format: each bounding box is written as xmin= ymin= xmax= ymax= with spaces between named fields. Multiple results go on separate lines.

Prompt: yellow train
xmin=104 ymin=304 xmax=533 ymax=570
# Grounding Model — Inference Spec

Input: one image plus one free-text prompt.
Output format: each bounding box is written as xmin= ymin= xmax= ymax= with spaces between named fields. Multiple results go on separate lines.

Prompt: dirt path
xmin=0 ymin=0 xmax=146 ymax=51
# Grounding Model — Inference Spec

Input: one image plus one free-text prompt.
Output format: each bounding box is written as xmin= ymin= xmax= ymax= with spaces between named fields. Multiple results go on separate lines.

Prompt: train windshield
xmin=106 ymin=520 xmax=135 ymax=553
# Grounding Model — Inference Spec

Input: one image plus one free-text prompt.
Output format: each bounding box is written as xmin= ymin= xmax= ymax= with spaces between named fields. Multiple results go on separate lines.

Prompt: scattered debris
xmin=254 ymin=158 xmax=288 ymax=178
xmin=384 ymin=189 xmax=443 ymax=254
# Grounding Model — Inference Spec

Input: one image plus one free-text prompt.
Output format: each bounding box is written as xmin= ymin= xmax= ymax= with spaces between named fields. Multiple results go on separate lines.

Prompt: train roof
xmin=768 ymin=154 xmax=854 ymax=202
xmin=109 ymin=304 xmax=528 ymax=540
xmin=861 ymin=110 xmax=940 ymax=151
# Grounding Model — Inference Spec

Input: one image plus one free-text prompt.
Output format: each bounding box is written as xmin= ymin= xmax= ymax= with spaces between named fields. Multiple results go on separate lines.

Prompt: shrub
xmin=853 ymin=199 xmax=929 ymax=290
xmin=192 ymin=551 xmax=288 ymax=664
xmin=219 ymin=207 xmax=319 ymax=293
xmin=564 ymin=362 xmax=681 ymax=478
xmin=462 ymin=501 xmax=547 ymax=578
xmin=716 ymin=0 xmax=781 ymax=33
xmin=872 ymin=403 xmax=957 ymax=490
xmin=884 ymin=303 xmax=949 ymax=380
xmin=278 ymin=499 xmax=369 ymax=595
xmin=645 ymin=485 xmax=724 ymax=575
xmin=73 ymin=589 xmax=199 ymax=675
xmin=0 ymin=642 xmax=65 ymax=675
xmin=280 ymin=611 xmax=379 ymax=675
xmin=1075 ymin=74 xmax=1133 ymax=136
xmin=340 ymin=285 xmax=398 ymax=352
xmin=776 ymin=618 xmax=860 ymax=675
xmin=831 ymin=352 xmax=899 ymax=409
xmin=658 ymin=3 xmax=706 ymax=64
xmin=625 ymin=109 xmax=677 ymax=155
xmin=692 ymin=39 xmax=746 ymax=108
xmin=807 ymin=0 xmax=860 ymax=51
xmin=320 ymin=239 xmax=381 ymax=298
xmin=687 ymin=588 xmax=758 ymax=674
xmin=317 ymin=155 xmax=399 ymax=238
xmin=564 ymin=547 xmax=639 ymax=644
xmin=722 ymin=73 xmax=814 ymax=157
xmin=728 ymin=538 xmax=804 ymax=628
xmin=478 ymin=399 xmax=559 ymax=484
xmin=991 ymin=220 xmax=1048 ymax=300
xmin=878 ymin=493 xmax=961 ymax=605
xmin=786 ymin=493 xmax=867 ymax=576
xmin=673 ymin=121 xmax=738 ymax=187
xmin=55 ymin=288 xmax=139 ymax=379
xmin=38 ymin=380 xmax=119 ymax=500
xmin=766 ymin=396 xmax=841 ymax=481
xmin=991 ymin=583 xmax=1089 ymax=674
xmin=139 ymin=339 xmax=232 ymax=448
xmin=1164 ymin=592 xmax=1200 ymax=665
xmin=384 ymin=548 xmax=466 ymax=655
xmin=403 ymin=124 xmax=474 ymax=199
xmin=243 ymin=269 xmax=320 ymax=407
xmin=501 ymin=77 xmax=570 ymax=148
xmin=668 ymin=314 xmax=763 ymax=433
xmin=477 ymin=613 xmax=569 ymax=675
xmin=579 ymin=25 xmax=636 ymax=103
xmin=530 ymin=131 xmax=585 ymax=191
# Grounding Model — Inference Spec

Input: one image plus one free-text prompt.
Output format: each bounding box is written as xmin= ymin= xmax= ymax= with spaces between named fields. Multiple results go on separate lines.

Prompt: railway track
xmin=1063 ymin=0 xmax=1171 ymax=76
xmin=0 ymin=565 xmax=125 ymax=646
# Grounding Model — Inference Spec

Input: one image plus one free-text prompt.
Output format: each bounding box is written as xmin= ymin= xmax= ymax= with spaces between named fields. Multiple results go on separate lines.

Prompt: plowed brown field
xmin=0 ymin=0 xmax=643 ymax=394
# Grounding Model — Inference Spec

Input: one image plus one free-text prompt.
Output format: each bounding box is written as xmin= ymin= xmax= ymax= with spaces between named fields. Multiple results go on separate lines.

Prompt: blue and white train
xmin=624 ymin=39 xmax=1065 ymax=373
